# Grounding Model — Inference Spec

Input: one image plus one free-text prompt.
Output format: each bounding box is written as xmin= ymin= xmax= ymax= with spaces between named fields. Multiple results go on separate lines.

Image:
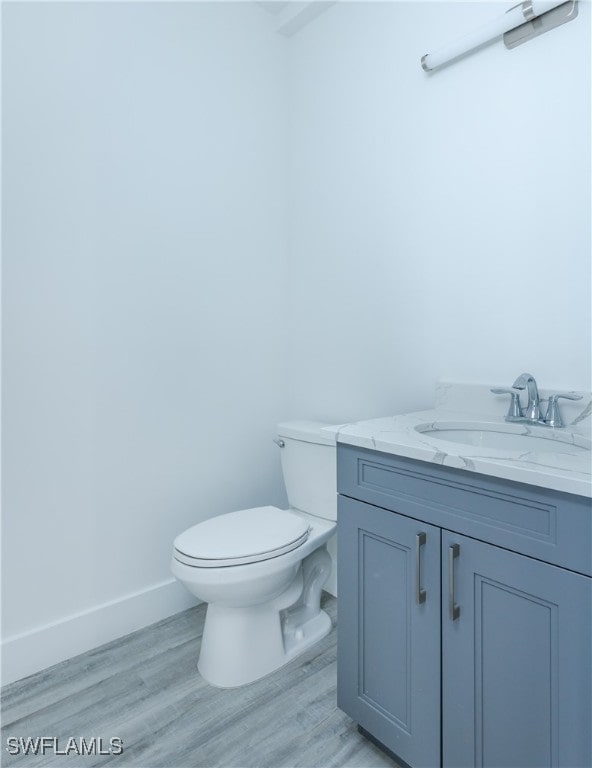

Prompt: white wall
xmin=2 ymin=2 xmax=288 ymax=682
xmin=286 ymin=1 xmax=591 ymax=422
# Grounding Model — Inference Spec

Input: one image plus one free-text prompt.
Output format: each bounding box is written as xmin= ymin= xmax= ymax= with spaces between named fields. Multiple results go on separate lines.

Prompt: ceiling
xmin=257 ymin=1 xmax=336 ymax=37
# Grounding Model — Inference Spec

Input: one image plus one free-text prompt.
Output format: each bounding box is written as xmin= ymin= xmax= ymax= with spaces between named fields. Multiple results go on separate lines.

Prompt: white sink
xmin=414 ymin=421 xmax=591 ymax=455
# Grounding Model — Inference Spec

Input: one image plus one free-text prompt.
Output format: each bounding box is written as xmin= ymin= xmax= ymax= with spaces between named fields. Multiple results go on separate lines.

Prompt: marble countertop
xmin=325 ymin=383 xmax=592 ymax=498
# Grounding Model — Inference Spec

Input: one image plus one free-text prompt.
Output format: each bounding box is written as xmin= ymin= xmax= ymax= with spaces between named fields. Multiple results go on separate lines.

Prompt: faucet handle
xmin=543 ymin=393 xmax=583 ymax=428
xmin=490 ymin=388 xmax=523 ymax=420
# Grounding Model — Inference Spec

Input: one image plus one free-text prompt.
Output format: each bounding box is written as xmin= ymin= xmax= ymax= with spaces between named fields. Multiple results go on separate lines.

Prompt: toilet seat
xmin=173 ymin=506 xmax=310 ymax=568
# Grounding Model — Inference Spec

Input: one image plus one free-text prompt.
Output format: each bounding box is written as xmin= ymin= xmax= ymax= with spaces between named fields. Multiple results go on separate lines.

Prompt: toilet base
xmin=282 ymin=607 xmax=332 ymax=660
xmin=197 ymin=547 xmax=332 ymax=688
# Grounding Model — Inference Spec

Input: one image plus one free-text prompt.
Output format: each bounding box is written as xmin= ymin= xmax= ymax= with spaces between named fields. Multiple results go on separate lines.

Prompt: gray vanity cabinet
xmin=337 ymin=444 xmax=592 ymax=768
xmin=441 ymin=530 xmax=591 ymax=768
xmin=337 ymin=495 xmax=441 ymax=768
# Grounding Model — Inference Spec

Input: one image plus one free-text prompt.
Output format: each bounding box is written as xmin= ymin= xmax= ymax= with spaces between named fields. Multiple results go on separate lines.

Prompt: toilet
xmin=171 ymin=421 xmax=337 ymax=688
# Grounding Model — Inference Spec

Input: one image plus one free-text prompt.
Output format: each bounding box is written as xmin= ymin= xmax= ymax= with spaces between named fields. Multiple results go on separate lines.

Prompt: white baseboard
xmin=1 ymin=579 xmax=199 ymax=686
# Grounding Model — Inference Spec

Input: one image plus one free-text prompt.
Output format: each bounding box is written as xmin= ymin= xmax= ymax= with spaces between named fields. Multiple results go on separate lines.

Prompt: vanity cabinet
xmin=337 ymin=445 xmax=592 ymax=768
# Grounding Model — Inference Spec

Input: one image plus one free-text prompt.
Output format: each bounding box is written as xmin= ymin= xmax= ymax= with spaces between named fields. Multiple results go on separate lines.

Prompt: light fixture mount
xmin=503 ymin=0 xmax=578 ymax=49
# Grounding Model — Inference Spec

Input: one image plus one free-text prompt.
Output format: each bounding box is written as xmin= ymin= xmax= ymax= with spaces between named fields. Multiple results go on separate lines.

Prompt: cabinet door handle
xmin=448 ymin=543 xmax=461 ymax=621
xmin=416 ymin=532 xmax=427 ymax=604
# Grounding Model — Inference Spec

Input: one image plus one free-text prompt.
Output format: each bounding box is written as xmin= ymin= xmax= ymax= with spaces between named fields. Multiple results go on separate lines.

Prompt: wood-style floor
xmin=1 ymin=595 xmax=398 ymax=768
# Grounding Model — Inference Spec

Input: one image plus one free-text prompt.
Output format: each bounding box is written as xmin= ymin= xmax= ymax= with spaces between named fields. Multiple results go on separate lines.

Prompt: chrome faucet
xmin=491 ymin=373 xmax=582 ymax=428
xmin=512 ymin=373 xmax=541 ymax=422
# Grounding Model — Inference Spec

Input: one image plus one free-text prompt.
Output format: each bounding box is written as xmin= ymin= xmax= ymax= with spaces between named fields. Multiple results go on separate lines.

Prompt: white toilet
xmin=171 ymin=421 xmax=337 ymax=688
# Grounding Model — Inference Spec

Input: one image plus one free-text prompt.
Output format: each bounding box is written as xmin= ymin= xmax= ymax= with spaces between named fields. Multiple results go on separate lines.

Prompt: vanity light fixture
xmin=421 ymin=0 xmax=578 ymax=72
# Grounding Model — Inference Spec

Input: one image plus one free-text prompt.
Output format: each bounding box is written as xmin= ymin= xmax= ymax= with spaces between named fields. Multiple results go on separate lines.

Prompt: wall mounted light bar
xmin=421 ymin=0 xmax=578 ymax=72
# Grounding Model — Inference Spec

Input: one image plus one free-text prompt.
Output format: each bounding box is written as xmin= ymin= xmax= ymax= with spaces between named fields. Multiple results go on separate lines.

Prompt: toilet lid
xmin=173 ymin=506 xmax=310 ymax=567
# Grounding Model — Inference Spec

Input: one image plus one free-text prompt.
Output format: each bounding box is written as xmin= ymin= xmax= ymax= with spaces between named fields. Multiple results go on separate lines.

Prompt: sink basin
xmin=414 ymin=422 xmax=591 ymax=455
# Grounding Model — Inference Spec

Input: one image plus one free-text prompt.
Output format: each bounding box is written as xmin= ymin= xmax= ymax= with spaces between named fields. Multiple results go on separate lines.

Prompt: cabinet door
xmin=442 ymin=531 xmax=592 ymax=768
xmin=337 ymin=496 xmax=441 ymax=768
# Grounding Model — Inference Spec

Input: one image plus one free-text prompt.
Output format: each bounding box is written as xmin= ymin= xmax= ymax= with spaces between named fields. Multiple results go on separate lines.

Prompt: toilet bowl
xmin=171 ymin=421 xmax=337 ymax=688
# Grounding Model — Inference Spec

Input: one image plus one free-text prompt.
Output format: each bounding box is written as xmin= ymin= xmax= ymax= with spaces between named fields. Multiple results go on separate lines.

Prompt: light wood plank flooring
xmin=1 ymin=595 xmax=398 ymax=768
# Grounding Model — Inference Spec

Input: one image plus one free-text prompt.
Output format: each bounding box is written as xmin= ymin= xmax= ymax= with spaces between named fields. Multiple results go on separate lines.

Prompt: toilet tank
xmin=276 ymin=421 xmax=337 ymax=521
